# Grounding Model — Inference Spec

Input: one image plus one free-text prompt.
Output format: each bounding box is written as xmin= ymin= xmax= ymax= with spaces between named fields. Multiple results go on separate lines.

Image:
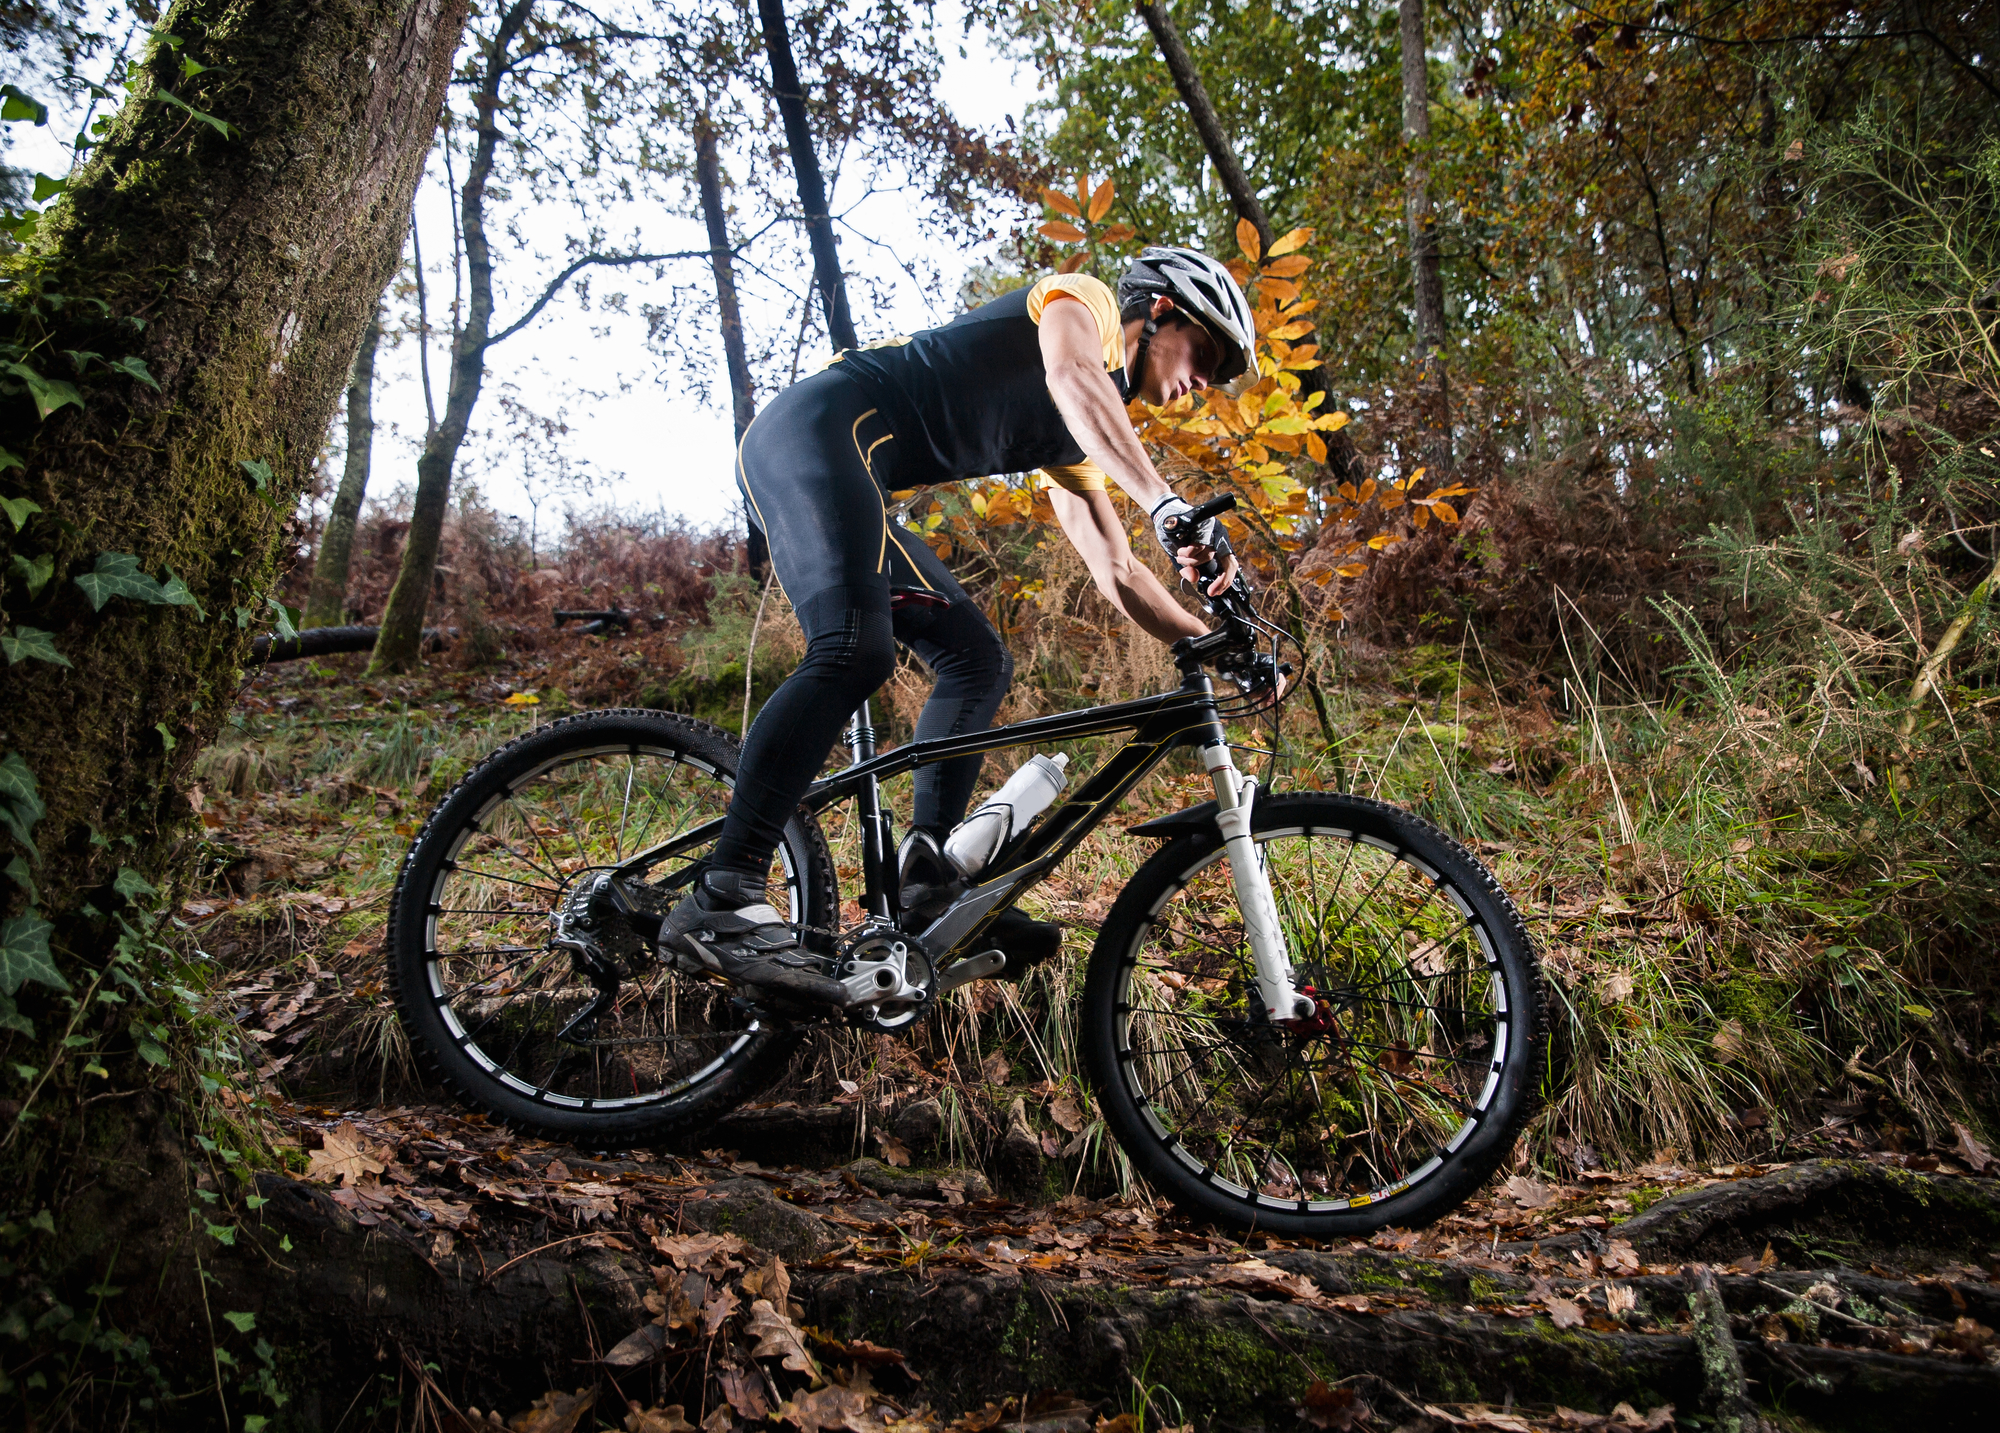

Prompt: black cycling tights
xmin=710 ymin=365 xmax=1014 ymax=880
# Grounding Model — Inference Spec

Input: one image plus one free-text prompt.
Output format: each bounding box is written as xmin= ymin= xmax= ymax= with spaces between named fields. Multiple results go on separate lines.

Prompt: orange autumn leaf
xmin=1305 ymin=431 xmax=1327 ymax=462
xmin=1087 ymin=177 xmax=1115 ymax=221
xmin=1057 ymin=250 xmax=1088 ymax=273
xmin=1225 ymin=258 xmax=1253 ymax=285
xmin=1100 ymin=222 xmax=1137 ymax=244
xmin=1433 ymin=500 xmax=1461 ymax=523
xmin=1258 ymin=277 xmax=1301 ymax=302
xmin=1236 ymin=217 xmax=1262 ymax=263
xmin=1039 ymin=219 xmax=1086 ymax=244
xmin=1261 ymin=254 xmax=1312 ymax=278
xmin=1267 ymin=320 xmax=1314 ymax=341
xmin=1075 ymin=172 xmax=1093 ymax=208
xmin=1267 ymin=226 xmax=1314 ymax=257
xmin=1042 ymin=188 xmax=1080 ymax=219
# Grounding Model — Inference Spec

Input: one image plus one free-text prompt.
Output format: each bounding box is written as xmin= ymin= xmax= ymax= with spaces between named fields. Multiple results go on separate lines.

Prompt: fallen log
xmin=248 ymin=624 xmax=453 ymax=663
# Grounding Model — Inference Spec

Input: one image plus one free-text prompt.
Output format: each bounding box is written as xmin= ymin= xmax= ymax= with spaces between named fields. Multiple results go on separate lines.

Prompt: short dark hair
xmin=1120 ymin=297 xmax=1202 ymax=330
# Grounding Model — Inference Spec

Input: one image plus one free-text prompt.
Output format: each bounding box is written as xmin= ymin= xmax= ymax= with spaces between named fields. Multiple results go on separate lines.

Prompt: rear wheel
xmin=1083 ymin=793 xmax=1543 ymax=1236
xmin=387 ymin=709 xmax=835 ymax=1146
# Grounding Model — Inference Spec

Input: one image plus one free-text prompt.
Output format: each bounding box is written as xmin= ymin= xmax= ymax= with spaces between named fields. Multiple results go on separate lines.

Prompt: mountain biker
xmin=660 ymin=247 xmax=1257 ymax=1006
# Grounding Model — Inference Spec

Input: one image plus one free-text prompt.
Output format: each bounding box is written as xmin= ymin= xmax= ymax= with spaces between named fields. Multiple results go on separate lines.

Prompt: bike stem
xmin=1201 ymin=733 xmax=1314 ymax=1025
xmin=847 ymin=700 xmax=895 ymax=921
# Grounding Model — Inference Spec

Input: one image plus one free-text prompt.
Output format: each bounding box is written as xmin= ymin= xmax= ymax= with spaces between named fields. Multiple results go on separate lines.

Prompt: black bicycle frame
xmin=801 ymin=653 xmax=1234 ymax=954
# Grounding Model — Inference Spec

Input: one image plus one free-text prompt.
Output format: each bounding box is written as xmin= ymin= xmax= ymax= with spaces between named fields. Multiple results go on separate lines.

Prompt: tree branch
xmin=484 ymin=248 xmax=720 ymax=349
xmin=1135 ymin=0 xmax=1270 ymax=248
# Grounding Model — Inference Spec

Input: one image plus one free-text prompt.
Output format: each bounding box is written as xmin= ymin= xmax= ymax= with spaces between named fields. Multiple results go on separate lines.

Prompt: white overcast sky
xmin=6 ymin=2 xmax=1039 ymax=536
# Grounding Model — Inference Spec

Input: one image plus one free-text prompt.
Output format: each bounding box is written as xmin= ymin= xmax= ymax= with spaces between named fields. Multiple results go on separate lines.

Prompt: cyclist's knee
xmin=796 ymin=595 xmax=896 ymax=694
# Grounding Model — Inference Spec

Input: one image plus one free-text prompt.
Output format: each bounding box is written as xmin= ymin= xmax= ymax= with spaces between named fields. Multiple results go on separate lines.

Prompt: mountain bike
xmin=387 ymin=497 xmax=1545 ymax=1235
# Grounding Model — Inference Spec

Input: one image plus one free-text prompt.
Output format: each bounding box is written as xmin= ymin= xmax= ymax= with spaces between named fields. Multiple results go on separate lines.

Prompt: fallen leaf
xmin=1501 ymin=1175 xmax=1554 ymax=1209
xmin=602 ymin=1323 xmax=668 ymax=1368
xmin=740 ymin=1255 xmax=790 ymax=1310
xmin=652 ymin=1231 xmax=748 ymax=1267
xmin=625 ymin=1406 xmax=696 ymax=1433
xmin=1711 ymin=1020 xmax=1746 ymax=1062
xmin=774 ymin=1385 xmax=869 ymax=1433
xmin=718 ymin=1365 xmax=769 ymax=1421
xmin=544 ymin=1158 xmax=572 ymax=1182
xmin=1602 ymin=972 xmax=1635 ymax=1004
xmin=1545 ymin=1297 xmax=1584 ymax=1329
xmin=1605 ymin=1284 xmax=1638 ymax=1317
xmin=509 ymin=1387 xmax=596 ymax=1433
xmin=305 ymin=1122 xmax=386 ymax=1187
xmin=1602 ymin=1239 xmax=1640 ymax=1275
xmin=875 ymin=1128 xmax=912 ymax=1168
xmin=980 ymin=1052 xmax=1011 ymax=1084
xmin=1049 ymin=1094 xmax=1086 ymax=1134
xmin=1952 ymin=1122 xmax=1994 ymax=1173
xmin=1300 ymin=1381 xmax=1369 ymax=1431
xmin=744 ymin=1298 xmax=817 ymax=1374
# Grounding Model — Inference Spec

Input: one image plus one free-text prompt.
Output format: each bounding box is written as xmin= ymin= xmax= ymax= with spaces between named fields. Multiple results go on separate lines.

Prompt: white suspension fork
xmin=1202 ymin=741 xmax=1312 ymax=1024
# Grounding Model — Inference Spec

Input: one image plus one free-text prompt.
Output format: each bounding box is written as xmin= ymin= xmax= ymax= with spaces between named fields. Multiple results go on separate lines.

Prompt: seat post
xmin=847 ymin=701 xmax=893 ymax=919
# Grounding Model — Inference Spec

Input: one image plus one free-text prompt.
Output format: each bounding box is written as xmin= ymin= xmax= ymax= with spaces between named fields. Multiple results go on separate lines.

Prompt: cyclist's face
xmin=1141 ymin=304 xmax=1223 ymax=405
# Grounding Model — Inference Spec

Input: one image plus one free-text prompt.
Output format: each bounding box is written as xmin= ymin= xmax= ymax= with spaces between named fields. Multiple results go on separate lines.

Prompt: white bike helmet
xmin=1117 ymin=246 xmax=1257 ymax=390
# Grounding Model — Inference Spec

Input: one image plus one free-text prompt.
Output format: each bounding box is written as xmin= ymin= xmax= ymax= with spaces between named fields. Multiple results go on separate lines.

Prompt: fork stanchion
xmin=846 ymin=701 xmax=894 ymax=920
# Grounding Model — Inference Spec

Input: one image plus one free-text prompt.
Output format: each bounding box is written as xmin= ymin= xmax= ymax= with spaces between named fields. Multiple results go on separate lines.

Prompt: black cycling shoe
xmin=897 ymin=828 xmax=966 ymax=927
xmin=988 ymin=907 xmax=1063 ymax=982
xmin=661 ymin=869 xmax=848 ymax=1006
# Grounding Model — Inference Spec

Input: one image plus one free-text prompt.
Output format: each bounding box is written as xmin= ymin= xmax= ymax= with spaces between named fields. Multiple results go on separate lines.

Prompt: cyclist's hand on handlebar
xmin=1175 ymin=544 xmax=1238 ymax=597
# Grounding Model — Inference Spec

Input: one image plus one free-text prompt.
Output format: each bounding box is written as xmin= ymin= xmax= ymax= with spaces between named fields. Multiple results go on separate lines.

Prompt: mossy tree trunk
xmin=0 ymin=0 xmax=464 ymax=1412
xmin=302 ymin=305 xmax=383 ymax=629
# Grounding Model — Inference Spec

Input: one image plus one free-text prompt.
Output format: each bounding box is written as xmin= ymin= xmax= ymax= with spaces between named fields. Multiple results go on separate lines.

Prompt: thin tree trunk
xmin=304 ymin=306 xmax=382 ymax=628
xmin=1401 ymin=0 xmax=1452 ymax=474
xmin=1136 ymin=0 xmax=1269 ymax=249
xmin=1135 ymin=0 xmax=1358 ymax=484
xmin=371 ymin=0 xmax=534 ymax=673
xmin=696 ymin=113 xmax=768 ymax=578
xmin=758 ymin=0 xmax=858 ymax=353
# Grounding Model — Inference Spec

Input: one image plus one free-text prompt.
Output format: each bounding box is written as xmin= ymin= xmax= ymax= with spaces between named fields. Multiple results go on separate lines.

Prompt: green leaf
xmin=11 ymin=552 xmax=55 ymax=596
xmin=203 ymin=1222 xmax=236 ymax=1246
xmin=180 ymin=56 xmax=208 ymax=81
xmin=0 ymin=991 xmax=33 ymax=1038
xmin=267 ymin=596 xmax=297 ymax=641
xmin=112 ymin=867 xmax=156 ymax=905
xmin=0 ymin=85 xmax=48 ymax=125
xmin=0 ymin=497 xmax=37 ymax=531
xmin=0 ymin=913 xmax=66 ymax=996
xmin=0 ymin=752 xmax=44 ymax=859
xmin=3 ymin=362 xmax=84 ymax=421
xmin=136 ymin=1039 xmax=168 ymax=1066
xmin=104 ymin=355 xmax=160 ymax=391
xmin=4 ymin=856 xmax=38 ymax=906
xmin=73 ymin=551 xmax=166 ymax=610
xmin=157 ymin=568 xmax=205 ymax=616
xmin=30 ymin=174 xmax=63 ymax=203
xmin=245 ymin=1416 xmax=269 ymax=1432
xmin=221 ymin=1310 xmax=255 ymax=1334
xmin=238 ymin=458 xmax=272 ymax=492
xmin=0 ymin=443 xmax=22 ymax=473
xmin=154 ymin=722 xmax=176 ymax=751
xmin=1 ymin=627 xmax=69 ymax=668
xmin=152 ymin=90 xmax=232 ymax=138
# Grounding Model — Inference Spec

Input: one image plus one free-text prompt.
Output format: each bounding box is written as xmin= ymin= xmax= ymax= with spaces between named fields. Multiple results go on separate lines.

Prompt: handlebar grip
xmin=1186 ymin=492 xmax=1237 ymax=524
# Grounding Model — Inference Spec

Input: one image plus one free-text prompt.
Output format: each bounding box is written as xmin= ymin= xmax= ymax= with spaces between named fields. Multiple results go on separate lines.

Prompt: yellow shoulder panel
xmin=1026 ymin=273 xmax=1124 ymax=371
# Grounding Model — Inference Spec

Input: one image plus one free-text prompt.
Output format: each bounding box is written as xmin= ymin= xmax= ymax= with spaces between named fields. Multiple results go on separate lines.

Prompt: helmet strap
xmin=1126 ymin=316 xmax=1159 ymax=401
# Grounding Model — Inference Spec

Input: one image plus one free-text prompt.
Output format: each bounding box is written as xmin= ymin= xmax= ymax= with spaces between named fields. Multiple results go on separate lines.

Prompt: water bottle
xmin=943 ymin=753 xmax=1069 ymax=877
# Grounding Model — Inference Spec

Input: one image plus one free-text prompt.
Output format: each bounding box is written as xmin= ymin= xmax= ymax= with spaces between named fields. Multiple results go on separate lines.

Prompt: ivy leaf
xmin=0 ymin=990 xmax=33 ymax=1038
xmin=1 ymin=626 xmax=70 ymax=668
xmin=0 ymin=494 xmax=41 ymax=529
xmin=221 ymin=1310 xmax=255 ymax=1334
xmin=267 ymin=596 xmax=297 ymax=640
xmin=3 ymin=362 xmax=85 ymax=421
xmin=0 ymin=913 xmax=66 ymax=996
xmin=239 ymin=458 xmax=272 ymax=492
xmin=30 ymin=173 xmax=63 ymax=203
xmin=11 ymin=552 xmax=54 ymax=596
xmin=151 ymin=90 xmax=232 ymax=139
xmin=73 ymin=552 xmax=166 ymax=610
xmin=5 ymin=855 xmax=38 ymax=906
xmin=0 ymin=84 xmax=48 ymax=125
xmin=0 ymin=752 xmax=44 ymax=859
xmin=0 ymin=443 xmax=23 ymax=473
xmin=104 ymin=355 xmax=159 ymax=391
xmin=180 ymin=56 xmax=208 ymax=81
xmin=112 ymin=867 xmax=156 ymax=905
xmin=157 ymin=568 xmax=205 ymax=617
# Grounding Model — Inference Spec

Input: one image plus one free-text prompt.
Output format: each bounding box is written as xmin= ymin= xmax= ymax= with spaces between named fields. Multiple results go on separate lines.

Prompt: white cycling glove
xmin=1149 ymin=493 xmax=1217 ymax=565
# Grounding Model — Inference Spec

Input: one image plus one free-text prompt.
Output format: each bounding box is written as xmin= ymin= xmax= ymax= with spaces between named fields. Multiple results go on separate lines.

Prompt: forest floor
xmin=171 ymin=638 xmax=2000 ymax=1432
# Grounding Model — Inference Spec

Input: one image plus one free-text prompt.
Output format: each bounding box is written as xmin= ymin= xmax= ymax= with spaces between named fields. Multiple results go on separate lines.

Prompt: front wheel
xmin=387 ymin=709 xmax=836 ymax=1147
xmin=1083 ymin=793 xmax=1544 ymax=1237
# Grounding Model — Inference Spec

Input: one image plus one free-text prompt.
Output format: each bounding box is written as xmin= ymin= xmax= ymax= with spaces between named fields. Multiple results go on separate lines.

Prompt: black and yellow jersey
xmin=833 ymin=273 xmax=1127 ymax=493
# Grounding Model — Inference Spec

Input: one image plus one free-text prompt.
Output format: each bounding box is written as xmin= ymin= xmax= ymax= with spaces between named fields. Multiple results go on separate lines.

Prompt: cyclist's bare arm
xmin=1048 ymin=486 xmax=1206 ymax=643
xmin=1038 ymin=297 xmax=1238 ymax=597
